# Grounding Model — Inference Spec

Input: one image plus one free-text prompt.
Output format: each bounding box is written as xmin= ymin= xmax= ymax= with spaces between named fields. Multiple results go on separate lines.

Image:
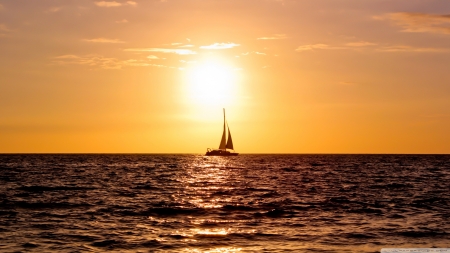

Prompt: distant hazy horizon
xmin=1 ymin=0 xmax=450 ymax=153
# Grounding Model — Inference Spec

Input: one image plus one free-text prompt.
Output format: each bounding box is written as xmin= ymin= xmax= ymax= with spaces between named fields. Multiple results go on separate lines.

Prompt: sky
xmin=1 ymin=0 xmax=450 ymax=153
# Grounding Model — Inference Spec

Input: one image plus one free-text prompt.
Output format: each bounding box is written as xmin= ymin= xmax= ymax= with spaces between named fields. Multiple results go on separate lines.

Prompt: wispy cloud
xmin=147 ymin=55 xmax=159 ymax=59
xmin=83 ymin=38 xmax=125 ymax=43
xmin=242 ymin=51 xmax=266 ymax=56
xmin=95 ymin=1 xmax=136 ymax=7
xmin=200 ymin=43 xmax=240 ymax=49
xmin=295 ymin=44 xmax=341 ymax=52
xmin=53 ymin=54 xmax=169 ymax=69
xmin=338 ymin=81 xmax=358 ymax=86
xmin=95 ymin=1 xmax=122 ymax=7
xmin=345 ymin=41 xmax=377 ymax=47
xmin=296 ymin=42 xmax=448 ymax=53
xmin=125 ymin=48 xmax=196 ymax=55
xmin=377 ymin=45 xmax=448 ymax=53
xmin=257 ymin=34 xmax=287 ymax=40
xmin=116 ymin=19 xmax=129 ymax=23
xmin=377 ymin=12 xmax=450 ymax=35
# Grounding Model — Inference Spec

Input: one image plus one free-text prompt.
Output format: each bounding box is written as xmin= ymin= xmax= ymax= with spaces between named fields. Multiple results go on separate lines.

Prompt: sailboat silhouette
xmin=205 ymin=108 xmax=239 ymax=156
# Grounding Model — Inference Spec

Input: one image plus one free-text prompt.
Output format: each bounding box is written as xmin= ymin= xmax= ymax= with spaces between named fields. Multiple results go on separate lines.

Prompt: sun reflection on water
xmin=175 ymin=156 xmax=240 ymax=209
xmin=182 ymin=247 xmax=242 ymax=253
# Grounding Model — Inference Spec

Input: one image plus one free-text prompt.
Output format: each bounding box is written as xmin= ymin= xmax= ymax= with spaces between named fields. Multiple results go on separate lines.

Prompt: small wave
xmin=348 ymin=207 xmax=383 ymax=214
xmin=92 ymin=239 xmax=120 ymax=247
xmin=222 ymin=205 xmax=257 ymax=211
xmin=344 ymin=232 xmax=377 ymax=239
xmin=399 ymin=230 xmax=448 ymax=237
xmin=9 ymin=201 xmax=92 ymax=209
xmin=145 ymin=207 xmax=205 ymax=216
xmin=22 ymin=242 xmax=39 ymax=248
xmin=18 ymin=185 xmax=95 ymax=192
xmin=131 ymin=184 xmax=157 ymax=190
xmin=140 ymin=239 xmax=162 ymax=247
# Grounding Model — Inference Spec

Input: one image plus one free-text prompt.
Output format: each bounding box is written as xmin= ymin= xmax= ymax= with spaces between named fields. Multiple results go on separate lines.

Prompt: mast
xmin=218 ymin=108 xmax=226 ymax=150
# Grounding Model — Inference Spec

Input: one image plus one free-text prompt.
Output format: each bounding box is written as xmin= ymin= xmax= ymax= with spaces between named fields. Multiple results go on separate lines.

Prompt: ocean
xmin=0 ymin=154 xmax=449 ymax=252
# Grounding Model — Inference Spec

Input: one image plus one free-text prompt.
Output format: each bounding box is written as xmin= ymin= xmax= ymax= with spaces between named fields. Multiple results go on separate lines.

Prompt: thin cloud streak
xmin=95 ymin=1 xmax=122 ymax=7
xmin=296 ymin=42 xmax=449 ymax=53
xmin=377 ymin=12 xmax=450 ymax=35
xmin=345 ymin=41 xmax=377 ymax=47
xmin=257 ymin=34 xmax=287 ymax=40
xmin=53 ymin=54 xmax=169 ymax=69
xmin=200 ymin=43 xmax=240 ymax=49
xmin=125 ymin=48 xmax=197 ymax=55
xmin=377 ymin=45 xmax=448 ymax=53
xmin=95 ymin=1 xmax=137 ymax=7
xmin=295 ymin=44 xmax=341 ymax=52
xmin=83 ymin=38 xmax=125 ymax=43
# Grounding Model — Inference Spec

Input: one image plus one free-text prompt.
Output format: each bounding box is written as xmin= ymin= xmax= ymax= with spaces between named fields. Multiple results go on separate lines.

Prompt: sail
xmin=226 ymin=124 xmax=234 ymax=150
xmin=218 ymin=109 xmax=226 ymax=150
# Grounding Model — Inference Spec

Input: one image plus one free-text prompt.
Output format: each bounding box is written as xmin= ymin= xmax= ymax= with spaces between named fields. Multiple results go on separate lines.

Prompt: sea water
xmin=0 ymin=154 xmax=449 ymax=252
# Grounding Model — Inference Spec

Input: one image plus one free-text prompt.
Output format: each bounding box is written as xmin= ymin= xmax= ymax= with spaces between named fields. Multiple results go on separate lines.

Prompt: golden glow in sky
xmin=1 ymin=0 xmax=450 ymax=153
xmin=185 ymin=58 xmax=238 ymax=106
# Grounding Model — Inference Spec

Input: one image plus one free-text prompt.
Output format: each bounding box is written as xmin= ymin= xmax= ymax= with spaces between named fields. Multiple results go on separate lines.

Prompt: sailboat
xmin=205 ymin=108 xmax=239 ymax=156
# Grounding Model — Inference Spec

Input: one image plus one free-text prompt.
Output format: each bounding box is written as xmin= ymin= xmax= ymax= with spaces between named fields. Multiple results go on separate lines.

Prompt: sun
xmin=185 ymin=58 xmax=238 ymax=106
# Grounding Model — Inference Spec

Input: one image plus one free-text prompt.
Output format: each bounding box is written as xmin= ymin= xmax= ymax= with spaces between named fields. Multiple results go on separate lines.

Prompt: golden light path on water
xmin=162 ymin=157 xmax=252 ymax=252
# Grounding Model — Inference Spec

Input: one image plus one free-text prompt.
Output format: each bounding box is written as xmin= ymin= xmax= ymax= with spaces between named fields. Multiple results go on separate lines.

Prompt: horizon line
xmin=1 ymin=152 xmax=449 ymax=155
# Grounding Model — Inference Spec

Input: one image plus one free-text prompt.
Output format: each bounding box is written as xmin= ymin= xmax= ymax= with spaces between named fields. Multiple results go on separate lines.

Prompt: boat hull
xmin=205 ymin=150 xmax=239 ymax=156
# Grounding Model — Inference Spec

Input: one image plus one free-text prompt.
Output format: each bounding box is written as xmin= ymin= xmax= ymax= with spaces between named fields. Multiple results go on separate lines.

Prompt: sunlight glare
xmin=185 ymin=58 xmax=238 ymax=106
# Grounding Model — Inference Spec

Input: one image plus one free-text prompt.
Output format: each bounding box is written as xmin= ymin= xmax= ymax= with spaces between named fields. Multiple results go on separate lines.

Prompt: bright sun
xmin=185 ymin=59 xmax=237 ymax=106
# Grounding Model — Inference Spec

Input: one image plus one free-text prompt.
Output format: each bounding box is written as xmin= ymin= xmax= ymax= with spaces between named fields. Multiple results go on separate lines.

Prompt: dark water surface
xmin=0 ymin=154 xmax=449 ymax=252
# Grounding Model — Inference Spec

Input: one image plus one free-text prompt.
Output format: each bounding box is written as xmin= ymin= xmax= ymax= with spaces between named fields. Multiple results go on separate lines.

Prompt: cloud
xmin=95 ymin=1 xmax=122 ymax=7
xmin=296 ymin=42 xmax=448 ymax=53
xmin=345 ymin=41 xmax=377 ymax=47
xmin=116 ymin=19 xmax=129 ymax=23
xmin=94 ymin=1 xmax=137 ymax=7
xmin=147 ymin=55 xmax=159 ymax=59
xmin=200 ymin=43 xmax=240 ymax=49
xmin=377 ymin=12 xmax=450 ymax=35
xmin=125 ymin=48 xmax=197 ymax=55
xmin=295 ymin=44 xmax=340 ymax=52
xmin=53 ymin=54 xmax=169 ymax=69
xmin=377 ymin=45 xmax=448 ymax=53
xmin=83 ymin=38 xmax=125 ymax=43
xmin=338 ymin=81 xmax=357 ymax=86
xmin=242 ymin=51 xmax=266 ymax=56
xmin=257 ymin=34 xmax=287 ymax=40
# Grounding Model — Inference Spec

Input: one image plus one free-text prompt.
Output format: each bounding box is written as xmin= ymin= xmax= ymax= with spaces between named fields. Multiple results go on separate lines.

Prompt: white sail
xmin=218 ymin=109 xmax=226 ymax=150
xmin=226 ymin=124 xmax=234 ymax=150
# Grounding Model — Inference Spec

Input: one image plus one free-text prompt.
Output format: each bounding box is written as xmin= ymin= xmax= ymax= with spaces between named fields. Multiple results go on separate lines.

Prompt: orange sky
xmin=1 ymin=0 xmax=450 ymax=153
